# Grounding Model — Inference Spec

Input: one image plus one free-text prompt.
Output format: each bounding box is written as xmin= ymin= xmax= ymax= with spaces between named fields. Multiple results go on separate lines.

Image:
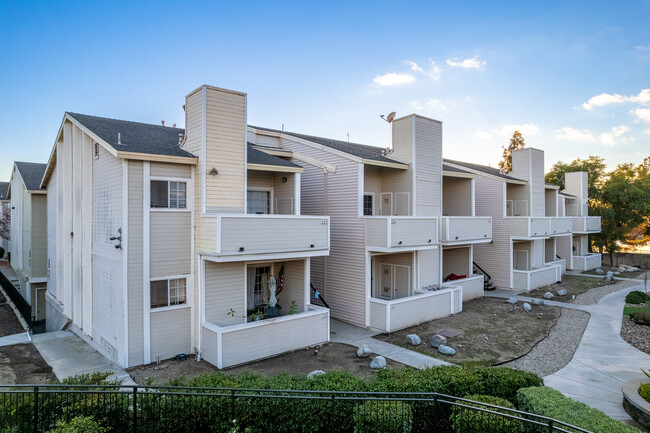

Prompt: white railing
xmin=440 ymin=217 xmax=492 ymax=243
xmin=201 ymin=305 xmax=330 ymax=369
xmin=445 ymin=274 xmax=484 ymax=301
xmin=572 ymin=254 xmax=602 ymax=271
xmin=545 ymin=259 xmax=566 ymax=275
xmin=572 ymin=216 xmax=601 ymax=233
xmin=365 ymin=216 xmax=438 ymax=250
xmin=512 ymin=266 xmax=559 ymax=291
xmin=550 ymin=217 xmax=572 ymax=235
xmin=509 ymin=217 xmax=551 ymax=238
xmin=368 ymin=285 xmax=462 ymax=332
xmin=214 ymin=215 xmax=329 ymax=257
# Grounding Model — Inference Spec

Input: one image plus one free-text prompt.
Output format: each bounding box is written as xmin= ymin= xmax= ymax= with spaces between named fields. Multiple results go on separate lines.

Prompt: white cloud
xmin=634 ymin=45 xmax=650 ymax=50
xmin=425 ymin=99 xmax=448 ymax=111
xmin=405 ymin=61 xmax=423 ymax=72
xmin=612 ymin=125 xmax=630 ymax=136
xmin=582 ymin=88 xmax=650 ymax=110
xmin=555 ymin=125 xmax=630 ymax=146
xmin=475 ymin=131 xmax=492 ymax=140
xmin=373 ymin=72 xmax=415 ymax=86
xmin=496 ymin=124 xmax=541 ymax=137
xmin=632 ymin=108 xmax=650 ymax=123
xmin=555 ymin=127 xmax=596 ymax=142
xmin=599 ymin=133 xmax=615 ymax=146
xmin=406 ymin=59 xmax=442 ymax=80
xmin=446 ymin=55 xmax=486 ymax=70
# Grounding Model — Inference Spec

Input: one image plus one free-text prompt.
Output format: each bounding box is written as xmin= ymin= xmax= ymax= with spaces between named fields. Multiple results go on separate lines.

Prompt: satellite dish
xmin=386 ymin=112 xmax=396 ymax=123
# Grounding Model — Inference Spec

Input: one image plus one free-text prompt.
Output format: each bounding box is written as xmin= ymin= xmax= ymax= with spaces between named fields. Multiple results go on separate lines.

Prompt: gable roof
xmin=559 ymin=191 xmax=577 ymax=198
xmin=15 ymin=162 xmax=47 ymax=192
xmin=443 ymin=158 xmax=526 ymax=183
xmin=443 ymin=164 xmax=471 ymax=174
xmin=247 ymin=145 xmax=302 ymax=169
xmin=0 ymin=182 xmax=8 ymax=200
xmin=252 ymin=126 xmax=408 ymax=167
xmin=67 ymin=112 xmax=196 ymax=159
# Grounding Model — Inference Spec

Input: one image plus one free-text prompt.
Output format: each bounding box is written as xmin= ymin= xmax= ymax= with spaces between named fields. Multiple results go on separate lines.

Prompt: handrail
xmin=310 ymin=283 xmax=330 ymax=309
xmin=472 ymin=261 xmax=491 ymax=281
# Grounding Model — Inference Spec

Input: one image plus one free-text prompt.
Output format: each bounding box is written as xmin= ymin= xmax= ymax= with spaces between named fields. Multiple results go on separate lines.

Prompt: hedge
xmin=625 ymin=291 xmax=649 ymax=305
xmin=353 ymin=400 xmax=412 ymax=433
xmin=516 ymin=386 xmax=642 ymax=433
xmin=450 ymin=394 xmax=521 ymax=433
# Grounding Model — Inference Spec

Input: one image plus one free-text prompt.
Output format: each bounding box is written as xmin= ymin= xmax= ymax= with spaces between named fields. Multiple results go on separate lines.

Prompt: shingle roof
xmin=443 ymin=158 xmax=526 ymax=182
xmin=15 ymin=162 xmax=47 ymax=191
xmin=251 ymin=126 xmax=408 ymax=166
xmin=67 ymin=112 xmax=196 ymax=159
xmin=545 ymin=182 xmax=560 ymax=189
xmin=559 ymin=191 xmax=577 ymax=198
xmin=0 ymin=182 xmax=8 ymax=200
xmin=247 ymin=145 xmax=302 ymax=169
xmin=443 ymin=164 xmax=471 ymax=174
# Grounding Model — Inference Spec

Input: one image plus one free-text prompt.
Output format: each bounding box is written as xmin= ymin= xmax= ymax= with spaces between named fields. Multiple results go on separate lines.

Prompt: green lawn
xmin=623 ymin=305 xmax=650 ymax=316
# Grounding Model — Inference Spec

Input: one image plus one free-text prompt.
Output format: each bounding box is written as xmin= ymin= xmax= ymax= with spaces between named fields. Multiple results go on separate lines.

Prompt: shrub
xmin=625 ymin=291 xmax=649 ymax=305
xmin=470 ymin=367 xmax=543 ymax=402
xmin=516 ymin=386 xmax=642 ymax=433
xmin=353 ymin=400 xmax=412 ymax=433
xmin=61 ymin=371 xmax=121 ymax=386
xmin=0 ymin=247 xmax=4 ymax=258
xmin=631 ymin=310 xmax=650 ymax=325
xmin=45 ymin=416 xmax=106 ymax=433
xmin=450 ymin=394 xmax=521 ymax=433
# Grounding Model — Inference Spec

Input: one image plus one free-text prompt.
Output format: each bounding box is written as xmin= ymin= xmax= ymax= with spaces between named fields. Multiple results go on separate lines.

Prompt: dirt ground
xmin=0 ymin=343 xmax=56 ymax=384
xmin=127 ymin=342 xmax=409 ymax=385
xmin=526 ymin=274 xmax=616 ymax=301
xmin=0 ymin=303 xmax=25 ymax=337
xmin=374 ymin=297 xmax=561 ymax=366
xmin=582 ymin=265 xmax=648 ymax=279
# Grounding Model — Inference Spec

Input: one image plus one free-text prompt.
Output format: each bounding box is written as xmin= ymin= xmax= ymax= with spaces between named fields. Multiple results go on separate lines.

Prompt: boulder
xmin=356 ymin=345 xmax=372 ymax=358
xmin=595 ymin=268 xmax=604 ymax=275
xmin=613 ymin=271 xmax=621 ymax=276
xmin=557 ymin=289 xmax=567 ymax=296
xmin=430 ymin=334 xmax=447 ymax=348
xmin=438 ymin=345 xmax=456 ymax=355
xmin=523 ymin=303 xmax=532 ymax=312
xmin=543 ymin=292 xmax=555 ymax=300
xmin=307 ymin=370 xmax=326 ymax=379
xmin=604 ymin=274 xmax=613 ymax=282
xmin=506 ymin=297 xmax=518 ymax=304
xmin=406 ymin=334 xmax=421 ymax=346
xmin=370 ymin=356 xmax=386 ymax=369
xmin=531 ymin=298 xmax=544 ymax=306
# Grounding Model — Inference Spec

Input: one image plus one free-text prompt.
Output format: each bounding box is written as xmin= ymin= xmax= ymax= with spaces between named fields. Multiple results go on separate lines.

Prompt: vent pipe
xmin=117 ymin=132 xmax=121 ymax=145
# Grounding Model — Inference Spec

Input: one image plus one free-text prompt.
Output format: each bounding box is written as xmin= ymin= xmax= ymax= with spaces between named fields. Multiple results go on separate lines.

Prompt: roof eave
xmin=247 ymin=163 xmax=303 ymax=173
xmin=443 ymin=170 xmax=475 ymax=179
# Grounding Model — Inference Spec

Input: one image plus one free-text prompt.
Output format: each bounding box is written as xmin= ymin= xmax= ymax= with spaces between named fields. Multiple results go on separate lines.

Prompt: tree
xmin=544 ymin=156 xmax=607 ymax=202
xmin=498 ymin=130 xmax=525 ymax=173
xmin=0 ymin=205 xmax=9 ymax=241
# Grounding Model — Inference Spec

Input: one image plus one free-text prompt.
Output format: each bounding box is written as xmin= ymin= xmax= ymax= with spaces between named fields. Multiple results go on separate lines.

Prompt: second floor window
xmin=151 ymin=180 xmax=187 ymax=208
xmin=247 ymin=190 xmax=270 ymax=214
xmin=363 ymin=194 xmax=374 ymax=216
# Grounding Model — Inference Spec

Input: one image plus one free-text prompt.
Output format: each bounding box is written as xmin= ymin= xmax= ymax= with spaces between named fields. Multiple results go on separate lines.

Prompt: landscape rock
xmin=595 ymin=268 xmax=604 ymax=275
xmin=406 ymin=334 xmax=421 ymax=346
xmin=307 ymin=370 xmax=326 ymax=379
xmin=506 ymin=297 xmax=518 ymax=304
xmin=557 ymin=289 xmax=567 ymax=296
xmin=356 ymin=345 xmax=372 ymax=358
xmin=430 ymin=334 xmax=447 ymax=348
xmin=523 ymin=303 xmax=532 ymax=312
xmin=604 ymin=274 xmax=613 ymax=282
xmin=532 ymin=298 xmax=544 ymax=306
xmin=543 ymin=292 xmax=555 ymax=300
xmin=370 ymin=356 xmax=386 ymax=369
xmin=438 ymin=345 xmax=456 ymax=355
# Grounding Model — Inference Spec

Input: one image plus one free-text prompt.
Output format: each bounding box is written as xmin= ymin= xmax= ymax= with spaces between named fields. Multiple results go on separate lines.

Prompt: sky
xmin=1 ymin=0 xmax=649 ymax=181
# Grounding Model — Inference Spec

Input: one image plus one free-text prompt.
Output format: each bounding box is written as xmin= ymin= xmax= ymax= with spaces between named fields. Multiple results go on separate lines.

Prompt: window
xmin=151 ymin=180 xmax=186 ymax=208
xmin=247 ymin=266 xmax=270 ymax=309
xmin=247 ymin=190 xmax=270 ymax=214
xmin=363 ymin=194 xmax=374 ymax=216
xmin=150 ymin=278 xmax=186 ymax=309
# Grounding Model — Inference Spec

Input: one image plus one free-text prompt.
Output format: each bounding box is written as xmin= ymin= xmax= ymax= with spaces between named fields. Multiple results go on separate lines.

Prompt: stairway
xmin=473 ymin=261 xmax=496 ymax=291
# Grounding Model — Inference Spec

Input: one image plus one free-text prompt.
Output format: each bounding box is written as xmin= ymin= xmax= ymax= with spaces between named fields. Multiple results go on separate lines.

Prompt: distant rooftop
xmin=443 ymin=159 xmax=526 ymax=182
xmin=15 ymin=162 xmax=47 ymax=191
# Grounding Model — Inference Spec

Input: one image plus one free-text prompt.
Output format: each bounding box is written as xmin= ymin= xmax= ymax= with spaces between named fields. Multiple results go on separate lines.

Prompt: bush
xmin=450 ymin=394 xmax=521 ymax=433
xmin=631 ymin=310 xmax=650 ymax=325
xmin=516 ymin=386 xmax=642 ymax=433
xmin=0 ymin=247 xmax=4 ymax=258
xmin=353 ymin=400 xmax=412 ymax=433
xmin=625 ymin=291 xmax=649 ymax=305
xmin=45 ymin=416 xmax=106 ymax=433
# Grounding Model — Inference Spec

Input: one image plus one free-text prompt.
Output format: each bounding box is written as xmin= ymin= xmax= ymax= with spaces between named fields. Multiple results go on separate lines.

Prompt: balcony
xmin=572 ymin=216 xmax=601 ymax=233
xmin=365 ymin=217 xmax=438 ymax=251
xmin=550 ymin=217 xmax=572 ymax=236
xmin=440 ymin=216 xmax=492 ymax=244
xmin=573 ymin=253 xmax=602 ymax=271
xmin=509 ymin=217 xmax=551 ymax=238
xmin=512 ymin=265 xmax=560 ymax=291
xmin=208 ymin=215 xmax=329 ymax=260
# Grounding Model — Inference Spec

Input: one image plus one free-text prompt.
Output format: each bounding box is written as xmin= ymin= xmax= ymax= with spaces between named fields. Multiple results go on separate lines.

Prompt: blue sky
xmin=1 ymin=0 xmax=649 ymax=181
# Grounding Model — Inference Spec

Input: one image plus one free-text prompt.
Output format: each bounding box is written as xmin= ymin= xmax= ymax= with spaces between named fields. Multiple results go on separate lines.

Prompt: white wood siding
xmin=150 ymin=211 xmax=191 ymax=278
xmin=150 ymin=307 xmax=191 ymax=361
xmin=31 ymin=195 xmax=47 ymax=278
xmin=440 ymin=216 xmax=491 ymax=243
xmin=442 ymin=247 xmax=471 ymax=278
xmin=127 ymin=161 xmax=144 ymax=366
xmin=414 ymin=116 xmax=442 ymax=217
xmin=277 ymin=260 xmax=305 ymax=313
xmin=447 ymin=275 xmax=483 ymax=301
xmin=150 ymin=162 xmax=191 ymax=178
xmin=443 ymin=177 xmax=472 ymax=216
xmin=418 ymin=248 xmax=440 ymax=288
xmin=204 ymin=261 xmax=246 ymax=326
xmin=47 ymin=165 xmax=57 ymax=298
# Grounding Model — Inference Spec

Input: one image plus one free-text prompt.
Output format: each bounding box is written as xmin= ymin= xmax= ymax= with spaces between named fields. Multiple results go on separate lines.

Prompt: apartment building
xmin=446 ymin=148 xmax=600 ymax=291
xmin=0 ymin=182 xmax=9 ymax=258
xmin=41 ymin=85 xmax=330 ymax=369
xmin=7 ymin=162 xmax=48 ymax=321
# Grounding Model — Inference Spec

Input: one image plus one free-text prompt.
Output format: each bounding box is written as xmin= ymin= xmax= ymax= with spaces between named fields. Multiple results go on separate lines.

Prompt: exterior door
xmin=380 ymin=193 xmax=393 ymax=216
xmin=380 ymin=264 xmax=393 ymax=299
xmin=36 ymin=288 xmax=46 ymax=321
xmin=393 ymin=265 xmax=410 ymax=298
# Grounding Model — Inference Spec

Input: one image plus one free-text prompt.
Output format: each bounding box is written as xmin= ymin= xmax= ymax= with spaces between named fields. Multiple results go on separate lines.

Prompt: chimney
xmin=173 ymin=123 xmax=177 ymax=128
xmin=564 ymin=172 xmax=588 ymax=216
xmin=510 ymin=148 xmax=546 ymax=216
xmin=161 ymin=120 xmax=165 ymax=127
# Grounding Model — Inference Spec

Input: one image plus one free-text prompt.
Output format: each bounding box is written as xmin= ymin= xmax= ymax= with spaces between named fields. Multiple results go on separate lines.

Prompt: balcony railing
xmin=365 ymin=216 xmax=438 ymax=250
xmin=572 ymin=216 xmax=601 ymax=233
xmin=509 ymin=217 xmax=551 ymax=238
xmin=440 ymin=216 xmax=492 ymax=244
xmin=210 ymin=215 xmax=329 ymax=258
xmin=512 ymin=265 xmax=559 ymax=291
xmin=549 ymin=217 xmax=572 ymax=235
xmin=572 ymin=253 xmax=602 ymax=271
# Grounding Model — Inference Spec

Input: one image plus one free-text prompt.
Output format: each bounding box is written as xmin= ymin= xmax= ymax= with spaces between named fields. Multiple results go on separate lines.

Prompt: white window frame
xmin=149 ymin=177 xmax=188 ymax=210
xmin=247 ymin=188 xmax=273 ymax=215
xmin=246 ymin=262 xmax=274 ymax=312
xmin=363 ymin=192 xmax=375 ymax=216
xmin=149 ymin=276 xmax=188 ymax=310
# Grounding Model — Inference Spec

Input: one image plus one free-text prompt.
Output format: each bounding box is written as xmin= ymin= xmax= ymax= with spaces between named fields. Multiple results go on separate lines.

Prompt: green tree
xmin=544 ymin=156 xmax=607 ymax=201
xmin=498 ymin=130 xmax=525 ymax=173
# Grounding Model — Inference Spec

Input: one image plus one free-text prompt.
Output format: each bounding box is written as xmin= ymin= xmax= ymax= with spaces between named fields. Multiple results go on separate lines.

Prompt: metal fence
xmin=0 ymin=384 xmax=594 ymax=433
xmin=0 ymin=269 xmax=32 ymax=328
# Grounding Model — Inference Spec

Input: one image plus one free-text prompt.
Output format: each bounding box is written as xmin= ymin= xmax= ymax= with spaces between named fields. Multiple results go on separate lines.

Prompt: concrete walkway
xmin=0 ymin=331 xmax=31 ymax=347
xmin=330 ymin=319 xmax=450 ymax=368
xmin=31 ymin=331 xmax=136 ymax=385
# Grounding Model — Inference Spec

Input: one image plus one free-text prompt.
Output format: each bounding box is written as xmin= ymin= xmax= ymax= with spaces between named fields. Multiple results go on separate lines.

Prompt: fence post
xmin=433 ymin=395 xmax=438 ymax=428
xmin=133 ymin=386 xmax=138 ymax=433
xmin=329 ymin=393 xmax=336 ymax=433
xmin=33 ymin=386 xmax=39 ymax=433
xmin=548 ymin=418 xmax=553 ymax=432
xmin=230 ymin=389 xmax=236 ymax=424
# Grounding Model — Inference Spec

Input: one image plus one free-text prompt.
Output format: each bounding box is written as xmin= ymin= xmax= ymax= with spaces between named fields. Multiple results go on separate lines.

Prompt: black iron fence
xmin=0 ymin=384 xmax=594 ymax=433
xmin=0 ymin=269 xmax=32 ymax=328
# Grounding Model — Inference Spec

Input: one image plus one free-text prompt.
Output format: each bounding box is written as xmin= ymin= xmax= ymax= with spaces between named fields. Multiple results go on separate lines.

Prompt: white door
xmin=395 ymin=192 xmax=410 ymax=216
xmin=393 ymin=265 xmax=410 ymax=298
xmin=380 ymin=193 xmax=393 ymax=216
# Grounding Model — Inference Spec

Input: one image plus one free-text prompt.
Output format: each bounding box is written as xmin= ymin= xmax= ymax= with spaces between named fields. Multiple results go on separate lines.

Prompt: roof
xmin=545 ymin=182 xmax=560 ymax=189
xmin=559 ymin=191 xmax=577 ymax=198
xmin=443 ymin=164 xmax=471 ymax=174
xmin=252 ymin=126 xmax=408 ymax=167
xmin=0 ymin=182 xmax=8 ymax=200
xmin=247 ymin=145 xmax=302 ymax=169
xmin=443 ymin=158 xmax=526 ymax=183
xmin=15 ymin=162 xmax=47 ymax=191
xmin=67 ymin=112 xmax=195 ymax=159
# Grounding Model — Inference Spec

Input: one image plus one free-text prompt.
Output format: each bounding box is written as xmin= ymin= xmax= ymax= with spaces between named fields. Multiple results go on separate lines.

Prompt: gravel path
xmin=501 ymin=308 xmax=590 ymax=377
xmin=572 ymin=279 xmax=637 ymax=305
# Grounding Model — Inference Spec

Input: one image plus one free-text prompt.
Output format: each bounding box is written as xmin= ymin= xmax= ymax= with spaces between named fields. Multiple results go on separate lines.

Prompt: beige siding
xmin=387 ymin=289 xmax=460 ymax=332
xmin=31 ymin=195 xmax=47 ymax=278
xmin=441 ymin=216 xmax=491 ymax=243
xmin=564 ymin=172 xmax=588 ymax=216
xmin=376 ymin=252 xmax=415 ymax=294
xmin=380 ymin=170 xmax=412 ymax=215
xmin=22 ymin=192 xmax=32 ymax=274
xmin=414 ymin=116 xmax=442 ymax=217
xmin=256 ymin=134 xmax=280 ymax=147
xmin=297 ymin=159 xmax=326 ymax=293
xmin=447 ymin=275 xmax=484 ymax=301
xmin=363 ymin=166 xmax=382 ymax=215
xmin=247 ymin=170 xmax=273 ymax=190
xmin=127 ymin=161 xmax=144 ymax=366
xmin=530 ymin=150 xmax=545 ymax=217
xmin=545 ymin=238 xmax=555 ymax=262
xmin=277 ymin=260 xmax=305 ymax=313
xmin=390 ymin=117 xmax=413 ymax=164
xmin=150 ymin=211 xmax=191 ymax=278
xmin=369 ymin=301 xmax=387 ymax=330
xmin=442 ymin=247 xmax=471 ymax=278
xmin=150 ymin=162 xmax=191 ymax=178
xmin=47 ymin=165 xmax=57 ymax=298
xmin=204 ymin=261 xmax=246 ymax=326
xmin=272 ymin=172 xmax=295 ymax=214
xmin=418 ymin=248 xmax=440 ymax=288
xmin=150 ymin=307 xmax=191 ymax=361
xmin=532 ymin=239 xmax=545 ymax=268
xmin=443 ymin=177 xmax=472 ymax=216
xmin=545 ymin=189 xmax=557 ymax=216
